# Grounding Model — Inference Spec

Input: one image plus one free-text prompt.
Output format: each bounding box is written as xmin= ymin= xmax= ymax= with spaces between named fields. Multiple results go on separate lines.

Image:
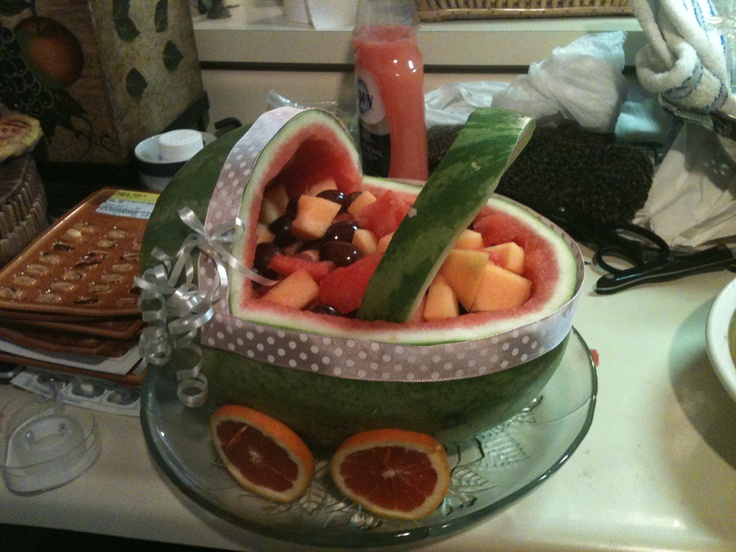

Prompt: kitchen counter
xmin=2 ymin=257 xmax=735 ymax=551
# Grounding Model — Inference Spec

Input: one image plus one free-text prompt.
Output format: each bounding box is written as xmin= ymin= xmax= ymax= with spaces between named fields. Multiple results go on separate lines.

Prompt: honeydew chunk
xmin=308 ymin=177 xmax=338 ymax=196
xmin=439 ymin=249 xmax=488 ymax=312
xmin=283 ymin=242 xmax=300 ymax=256
xmin=484 ymin=242 xmax=525 ymax=275
xmin=376 ymin=232 xmax=394 ymax=254
xmin=291 ymin=195 xmax=343 ymax=241
xmin=261 ymin=268 xmax=318 ymax=310
xmin=352 ymin=228 xmax=378 ymax=256
xmin=454 ymin=229 xmax=484 ymax=250
xmin=423 ymin=273 xmax=460 ymax=322
xmin=256 ymin=223 xmax=274 ymax=244
xmin=259 ymin=183 xmax=289 ymax=225
xmin=471 ymin=262 xmax=532 ymax=312
xmin=346 ymin=191 xmax=377 ymax=217
xmin=297 ymin=249 xmax=320 ymax=262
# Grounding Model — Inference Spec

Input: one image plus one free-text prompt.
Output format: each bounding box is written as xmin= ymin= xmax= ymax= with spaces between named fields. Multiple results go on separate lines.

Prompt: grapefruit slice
xmin=210 ymin=405 xmax=314 ymax=502
xmin=330 ymin=429 xmax=451 ymax=520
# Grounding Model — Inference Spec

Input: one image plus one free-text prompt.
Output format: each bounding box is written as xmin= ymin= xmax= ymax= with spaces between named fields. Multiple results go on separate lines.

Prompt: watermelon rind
xmin=359 ymin=108 xmax=536 ymax=323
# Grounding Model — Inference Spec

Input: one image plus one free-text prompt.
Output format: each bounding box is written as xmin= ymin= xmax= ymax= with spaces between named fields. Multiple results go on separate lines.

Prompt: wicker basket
xmin=0 ymin=155 xmax=48 ymax=267
xmin=415 ymin=0 xmax=633 ymax=20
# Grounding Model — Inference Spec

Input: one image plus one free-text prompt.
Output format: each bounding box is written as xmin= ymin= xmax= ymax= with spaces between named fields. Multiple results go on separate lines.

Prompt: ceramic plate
xmin=706 ymin=276 xmax=736 ymax=402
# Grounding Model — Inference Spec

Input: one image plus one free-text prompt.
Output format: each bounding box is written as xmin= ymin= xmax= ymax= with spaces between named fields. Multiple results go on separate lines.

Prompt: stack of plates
xmin=0 ymin=155 xmax=48 ymax=267
xmin=0 ymin=188 xmax=155 ymax=385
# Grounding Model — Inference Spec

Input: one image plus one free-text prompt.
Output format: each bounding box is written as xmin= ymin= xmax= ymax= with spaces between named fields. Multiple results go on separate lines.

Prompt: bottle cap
xmin=158 ymin=129 xmax=204 ymax=162
xmin=354 ymin=0 xmax=418 ymax=28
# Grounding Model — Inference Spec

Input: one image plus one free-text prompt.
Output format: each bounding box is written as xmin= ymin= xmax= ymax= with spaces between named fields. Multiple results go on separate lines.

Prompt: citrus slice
xmin=209 ymin=404 xmax=314 ymax=502
xmin=330 ymin=428 xmax=451 ymax=520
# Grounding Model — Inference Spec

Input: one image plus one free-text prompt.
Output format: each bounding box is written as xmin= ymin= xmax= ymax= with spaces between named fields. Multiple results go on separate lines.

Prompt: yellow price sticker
xmin=96 ymin=189 xmax=159 ymax=220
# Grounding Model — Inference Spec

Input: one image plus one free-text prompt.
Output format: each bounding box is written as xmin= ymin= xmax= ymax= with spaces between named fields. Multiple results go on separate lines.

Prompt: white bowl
xmin=706 ymin=276 xmax=736 ymax=402
xmin=134 ymin=130 xmax=215 ymax=192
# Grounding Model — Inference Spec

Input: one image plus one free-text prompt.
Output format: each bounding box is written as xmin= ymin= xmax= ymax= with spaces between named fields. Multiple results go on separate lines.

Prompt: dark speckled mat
xmin=428 ymin=123 xmax=654 ymax=224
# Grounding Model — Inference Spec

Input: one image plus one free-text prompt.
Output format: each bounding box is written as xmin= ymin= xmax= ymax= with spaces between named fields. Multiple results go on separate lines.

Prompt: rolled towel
xmin=631 ymin=0 xmax=736 ymax=115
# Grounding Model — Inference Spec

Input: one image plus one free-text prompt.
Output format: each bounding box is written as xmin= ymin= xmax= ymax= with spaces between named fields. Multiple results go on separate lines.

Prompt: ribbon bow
xmin=135 ymin=207 xmax=274 ymax=407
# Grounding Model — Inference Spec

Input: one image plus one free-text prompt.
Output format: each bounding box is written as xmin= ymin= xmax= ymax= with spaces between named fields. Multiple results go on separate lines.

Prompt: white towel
xmin=630 ymin=0 xmax=736 ymax=115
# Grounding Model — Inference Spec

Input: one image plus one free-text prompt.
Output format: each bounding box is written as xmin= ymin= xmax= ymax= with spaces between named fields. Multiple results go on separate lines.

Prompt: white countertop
xmin=2 ymin=257 xmax=735 ymax=551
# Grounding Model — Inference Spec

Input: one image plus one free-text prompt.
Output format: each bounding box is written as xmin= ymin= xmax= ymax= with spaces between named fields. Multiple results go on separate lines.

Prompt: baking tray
xmin=0 ymin=324 xmax=135 ymax=358
xmin=0 ymin=188 xmax=155 ymax=318
xmin=8 ymin=315 xmax=143 ymax=340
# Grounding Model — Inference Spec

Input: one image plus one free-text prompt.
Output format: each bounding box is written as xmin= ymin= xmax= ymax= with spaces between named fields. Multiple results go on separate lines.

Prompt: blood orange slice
xmin=330 ymin=429 xmax=451 ymax=520
xmin=210 ymin=405 xmax=314 ymax=502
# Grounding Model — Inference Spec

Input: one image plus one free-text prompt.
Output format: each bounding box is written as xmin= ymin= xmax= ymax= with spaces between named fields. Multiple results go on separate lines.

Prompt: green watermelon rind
xmin=359 ymin=108 xmax=536 ymax=323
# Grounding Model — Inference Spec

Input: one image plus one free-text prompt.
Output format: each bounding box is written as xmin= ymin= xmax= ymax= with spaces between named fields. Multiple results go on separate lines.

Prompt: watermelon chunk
xmin=354 ymin=190 xmax=413 ymax=239
xmin=317 ymin=254 xmax=383 ymax=314
xmin=268 ymin=253 xmax=335 ymax=283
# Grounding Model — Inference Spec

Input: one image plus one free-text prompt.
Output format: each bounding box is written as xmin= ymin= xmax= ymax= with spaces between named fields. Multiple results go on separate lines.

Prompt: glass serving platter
xmin=140 ymin=328 xmax=597 ymax=548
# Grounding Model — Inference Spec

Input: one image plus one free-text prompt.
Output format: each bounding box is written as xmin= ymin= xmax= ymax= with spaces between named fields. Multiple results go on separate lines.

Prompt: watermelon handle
xmin=358 ymin=108 xmax=536 ymax=323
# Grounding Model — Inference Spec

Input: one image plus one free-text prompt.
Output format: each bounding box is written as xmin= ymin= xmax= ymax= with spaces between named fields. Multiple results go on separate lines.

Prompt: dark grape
xmin=320 ymin=219 xmax=358 ymax=245
xmin=267 ymin=215 xmax=297 ymax=247
xmin=285 ymin=195 xmax=301 ymax=218
xmin=253 ymin=242 xmax=282 ymax=280
xmin=319 ymin=241 xmax=363 ymax=267
xmin=317 ymin=189 xmax=348 ymax=212
xmin=310 ymin=304 xmax=340 ymax=316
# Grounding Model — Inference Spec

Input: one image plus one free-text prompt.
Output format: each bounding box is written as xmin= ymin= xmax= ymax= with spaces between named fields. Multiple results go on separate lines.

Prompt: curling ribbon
xmin=135 ymin=208 xmax=276 ymax=407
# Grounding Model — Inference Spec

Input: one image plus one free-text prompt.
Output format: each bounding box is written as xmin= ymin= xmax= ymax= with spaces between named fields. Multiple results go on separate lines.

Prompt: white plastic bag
xmin=492 ymin=31 xmax=629 ymax=132
xmin=424 ymin=81 xmax=508 ymax=128
xmin=424 ymin=32 xmax=630 ymax=133
xmin=633 ymin=123 xmax=736 ymax=249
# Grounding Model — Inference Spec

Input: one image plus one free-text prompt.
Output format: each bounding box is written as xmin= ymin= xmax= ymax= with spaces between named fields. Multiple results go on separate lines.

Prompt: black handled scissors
xmin=498 ymin=191 xmax=736 ymax=294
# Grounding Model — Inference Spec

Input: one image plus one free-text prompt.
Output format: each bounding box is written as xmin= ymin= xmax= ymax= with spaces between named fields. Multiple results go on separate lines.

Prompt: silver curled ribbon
xmin=136 ymin=207 xmax=275 ymax=407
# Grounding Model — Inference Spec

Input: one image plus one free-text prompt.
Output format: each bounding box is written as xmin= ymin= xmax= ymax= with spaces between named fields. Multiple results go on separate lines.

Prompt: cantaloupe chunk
xmin=485 ymin=242 xmax=525 ymax=275
xmin=352 ymin=228 xmax=378 ymax=256
xmin=471 ymin=262 xmax=532 ymax=312
xmin=347 ymin=191 xmax=377 ymax=217
xmin=454 ymin=229 xmax=484 ymax=250
xmin=261 ymin=268 xmax=318 ymax=310
xmin=439 ymin=249 xmax=488 ymax=311
xmin=376 ymin=232 xmax=394 ymax=254
xmin=308 ymin=177 xmax=338 ymax=196
xmin=423 ymin=273 xmax=459 ymax=321
xmin=259 ymin=183 xmax=289 ymax=225
xmin=291 ymin=195 xmax=343 ymax=241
